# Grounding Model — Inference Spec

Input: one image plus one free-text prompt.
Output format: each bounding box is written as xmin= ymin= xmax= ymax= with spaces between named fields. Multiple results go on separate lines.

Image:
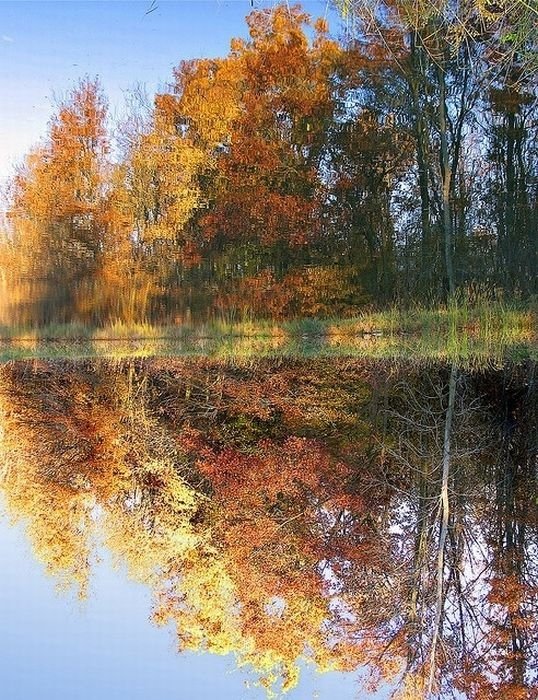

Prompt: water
xmin=0 ymin=356 xmax=536 ymax=699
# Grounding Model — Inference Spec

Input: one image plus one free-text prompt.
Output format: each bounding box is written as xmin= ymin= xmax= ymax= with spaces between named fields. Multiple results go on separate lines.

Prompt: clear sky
xmin=0 ymin=0 xmax=340 ymax=182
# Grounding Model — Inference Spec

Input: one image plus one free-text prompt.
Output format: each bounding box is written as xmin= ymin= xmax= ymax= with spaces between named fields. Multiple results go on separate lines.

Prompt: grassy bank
xmin=0 ymin=301 xmax=535 ymax=341
xmin=0 ymin=302 xmax=535 ymax=365
xmin=0 ymin=304 xmax=538 ymax=366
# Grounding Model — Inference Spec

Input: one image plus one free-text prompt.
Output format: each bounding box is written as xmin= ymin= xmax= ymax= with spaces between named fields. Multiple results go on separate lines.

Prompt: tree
xmin=335 ymin=0 xmax=538 ymax=301
xmin=7 ymin=79 xmax=111 ymax=324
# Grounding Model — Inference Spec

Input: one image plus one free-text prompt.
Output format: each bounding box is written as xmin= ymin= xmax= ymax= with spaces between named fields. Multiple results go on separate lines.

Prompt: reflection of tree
xmin=0 ymin=359 xmax=536 ymax=698
xmin=355 ymin=363 xmax=472 ymax=695
xmin=457 ymin=363 xmax=538 ymax=700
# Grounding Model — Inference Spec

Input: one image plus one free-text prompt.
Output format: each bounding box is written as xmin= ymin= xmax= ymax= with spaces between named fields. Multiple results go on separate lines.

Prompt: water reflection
xmin=0 ymin=359 xmax=536 ymax=698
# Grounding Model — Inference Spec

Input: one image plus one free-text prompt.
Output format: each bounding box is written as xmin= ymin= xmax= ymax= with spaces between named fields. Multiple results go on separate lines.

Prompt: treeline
xmin=0 ymin=3 xmax=536 ymax=326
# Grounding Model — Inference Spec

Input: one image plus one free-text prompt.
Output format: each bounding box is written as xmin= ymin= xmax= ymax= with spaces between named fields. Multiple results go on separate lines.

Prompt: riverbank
xmin=1 ymin=301 xmax=535 ymax=343
xmin=0 ymin=302 xmax=535 ymax=365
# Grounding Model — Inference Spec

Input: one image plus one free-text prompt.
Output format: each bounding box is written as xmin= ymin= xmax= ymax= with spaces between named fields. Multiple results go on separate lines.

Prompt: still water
xmin=0 ymin=357 xmax=536 ymax=699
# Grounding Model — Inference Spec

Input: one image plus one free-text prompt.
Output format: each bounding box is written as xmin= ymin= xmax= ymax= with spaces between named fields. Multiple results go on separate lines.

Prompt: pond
xmin=0 ymin=355 xmax=536 ymax=699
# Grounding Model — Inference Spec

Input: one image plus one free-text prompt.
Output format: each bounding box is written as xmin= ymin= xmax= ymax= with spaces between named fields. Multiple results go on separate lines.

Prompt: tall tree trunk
xmin=438 ymin=64 xmax=455 ymax=299
xmin=505 ymin=111 xmax=516 ymax=292
xmin=409 ymin=33 xmax=433 ymax=298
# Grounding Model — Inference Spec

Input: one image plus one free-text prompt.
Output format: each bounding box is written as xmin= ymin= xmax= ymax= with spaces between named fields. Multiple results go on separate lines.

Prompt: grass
xmin=1 ymin=300 xmax=535 ymax=339
xmin=0 ymin=302 xmax=535 ymax=365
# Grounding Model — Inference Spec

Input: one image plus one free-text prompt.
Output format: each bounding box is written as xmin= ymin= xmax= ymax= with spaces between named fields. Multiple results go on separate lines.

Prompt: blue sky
xmin=0 ymin=1 xmax=340 ymax=181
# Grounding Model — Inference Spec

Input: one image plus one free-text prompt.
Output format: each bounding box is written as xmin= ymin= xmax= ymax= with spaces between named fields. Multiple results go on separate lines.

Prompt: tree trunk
xmin=438 ymin=64 xmax=455 ymax=299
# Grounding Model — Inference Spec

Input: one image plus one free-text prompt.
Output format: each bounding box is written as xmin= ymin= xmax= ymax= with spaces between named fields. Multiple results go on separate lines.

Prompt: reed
xmin=0 ymin=301 xmax=534 ymax=366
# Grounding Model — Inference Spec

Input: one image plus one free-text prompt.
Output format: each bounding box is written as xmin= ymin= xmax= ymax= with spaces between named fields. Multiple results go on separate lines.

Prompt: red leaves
xmin=487 ymin=574 xmax=537 ymax=614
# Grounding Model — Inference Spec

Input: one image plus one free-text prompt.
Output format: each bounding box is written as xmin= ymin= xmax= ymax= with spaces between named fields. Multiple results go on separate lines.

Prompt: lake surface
xmin=0 ymin=356 xmax=536 ymax=699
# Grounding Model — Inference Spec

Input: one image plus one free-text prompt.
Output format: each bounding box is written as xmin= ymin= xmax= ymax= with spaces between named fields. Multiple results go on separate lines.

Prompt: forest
xmin=0 ymin=2 xmax=536 ymax=327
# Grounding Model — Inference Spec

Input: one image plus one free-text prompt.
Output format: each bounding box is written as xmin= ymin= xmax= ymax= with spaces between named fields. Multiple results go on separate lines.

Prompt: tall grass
xmin=0 ymin=301 xmax=535 ymax=365
xmin=1 ymin=300 xmax=534 ymax=341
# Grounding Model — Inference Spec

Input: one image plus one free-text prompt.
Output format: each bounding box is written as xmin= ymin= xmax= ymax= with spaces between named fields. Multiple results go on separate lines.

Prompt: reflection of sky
xmin=0 ymin=0 xmax=339 ymax=181
xmin=0 ymin=509 xmax=393 ymax=699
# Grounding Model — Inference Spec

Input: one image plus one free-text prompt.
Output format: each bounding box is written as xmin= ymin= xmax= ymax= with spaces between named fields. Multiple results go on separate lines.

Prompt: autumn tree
xmin=114 ymin=5 xmax=368 ymax=320
xmin=329 ymin=35 xmax=414 ymax=301
xmin=6 ymin=79 xmax=113 ymax=324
